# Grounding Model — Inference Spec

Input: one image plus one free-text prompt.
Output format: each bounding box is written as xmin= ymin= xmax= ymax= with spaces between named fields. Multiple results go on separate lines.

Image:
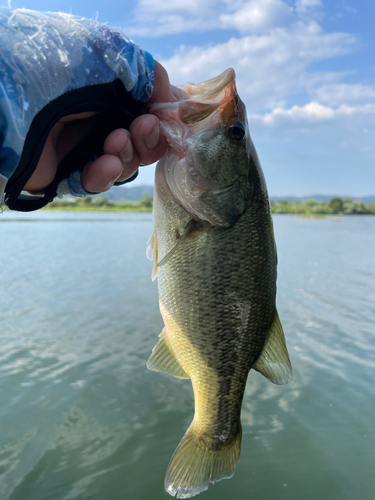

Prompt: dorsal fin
xmin=253 ymin=310 xmax=293 ymax=385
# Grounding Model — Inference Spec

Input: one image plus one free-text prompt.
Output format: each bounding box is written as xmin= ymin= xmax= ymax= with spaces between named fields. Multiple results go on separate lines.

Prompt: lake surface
xmin=0 ymin=211 xmax=374 ymax=500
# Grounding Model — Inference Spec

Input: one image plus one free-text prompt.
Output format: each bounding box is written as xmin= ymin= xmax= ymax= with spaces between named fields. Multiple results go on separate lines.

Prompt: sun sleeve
xmin=0 ymin=7 xmax=155 ymax=211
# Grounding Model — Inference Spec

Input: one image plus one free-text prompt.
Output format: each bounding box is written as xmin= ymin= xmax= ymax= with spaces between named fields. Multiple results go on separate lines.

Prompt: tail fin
xmin=165 ymin=423 xmax=242 ymax=498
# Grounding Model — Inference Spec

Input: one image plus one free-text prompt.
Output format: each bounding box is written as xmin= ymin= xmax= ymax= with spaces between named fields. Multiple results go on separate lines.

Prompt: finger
xmin=129 ymin=114 xmax=168 ymax=166
xmin=150 ymin=61 xmax=179 ymax=104
xmin=81 ymin=154 xmax=123 ymax=193
xmin=103 ymin=128 xmax=141 ymax=182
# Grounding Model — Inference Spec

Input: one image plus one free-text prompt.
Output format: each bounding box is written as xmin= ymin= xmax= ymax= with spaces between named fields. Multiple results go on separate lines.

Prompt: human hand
xmin=23 ymin=61 xmax=178 ymax=195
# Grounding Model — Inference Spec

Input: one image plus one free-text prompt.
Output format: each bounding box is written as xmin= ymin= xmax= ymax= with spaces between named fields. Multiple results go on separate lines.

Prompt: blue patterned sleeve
xmin=0 ymin=7 xmax=155 ymax=211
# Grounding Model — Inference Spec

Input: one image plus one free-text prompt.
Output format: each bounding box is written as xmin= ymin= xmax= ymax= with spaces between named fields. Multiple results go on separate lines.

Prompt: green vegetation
xmin=42 ymin=193 xmax=153 ymax=212
xmin=270 ymin=197 xmax=375 ymax=215
xmin=42 ymin=194 xmax=375 ymax=215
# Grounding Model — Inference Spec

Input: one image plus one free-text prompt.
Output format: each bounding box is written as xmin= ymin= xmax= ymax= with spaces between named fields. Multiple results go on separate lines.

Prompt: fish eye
xmin=227 ymin=121 xmax=246 ymax=142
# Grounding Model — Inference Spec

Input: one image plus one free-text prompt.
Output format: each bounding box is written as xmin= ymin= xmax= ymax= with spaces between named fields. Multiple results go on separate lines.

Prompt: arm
xmin=0 ymin=7 xmax=176 ymax=211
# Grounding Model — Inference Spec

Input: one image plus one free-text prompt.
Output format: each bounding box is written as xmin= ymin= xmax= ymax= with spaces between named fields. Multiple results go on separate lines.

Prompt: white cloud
xmin=137 ymin=0 xmax=208 ymax=12
xmin=220 ymin=0 xmax=292 ymax=33
xmin=125 ymin=0 xmax=311 ymax=38
xmin=124 ymin=0 xmax=212 ymax=37
xmin=250 ymin=102 xmax=375 ymax=125
xmin=295 ymin=0 xmax=322 ymax=14
xmin=124 ymin=0 xmax=330 ymax=38
xmin=124 ymin=0 xmax=220 ymax=37
xmin=123 ymin=0 xmax=375 ymax=177
xmin=311 ymin=84 xmax=375 ymax=106
xmin=160 ymin=21 xmax=357 ymax=112
xmin=125 ymin=15 xmax=218 ymax=37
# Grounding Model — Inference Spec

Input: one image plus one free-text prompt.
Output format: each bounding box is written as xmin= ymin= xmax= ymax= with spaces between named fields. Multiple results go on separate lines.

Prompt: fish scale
xmin=147 ymin=69 xmax=292 ymax=498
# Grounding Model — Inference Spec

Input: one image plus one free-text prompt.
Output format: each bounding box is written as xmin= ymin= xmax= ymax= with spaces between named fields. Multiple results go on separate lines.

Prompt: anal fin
xmin=253 ymin=310 xmax=293 ymax=385
xmin=147 ymin=328 xmax=189 ymax=379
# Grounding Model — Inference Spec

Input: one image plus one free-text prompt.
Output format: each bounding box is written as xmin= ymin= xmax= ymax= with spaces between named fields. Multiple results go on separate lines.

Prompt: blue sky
xmin=5 ymin=0 xmax=375 ymax=196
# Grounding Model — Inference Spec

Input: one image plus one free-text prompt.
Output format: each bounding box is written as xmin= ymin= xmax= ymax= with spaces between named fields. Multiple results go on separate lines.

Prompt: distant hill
xmin=104 ymin=184 xmax=154 ymax=201
xmin=104 ymin=185 xmax=375 ymax=204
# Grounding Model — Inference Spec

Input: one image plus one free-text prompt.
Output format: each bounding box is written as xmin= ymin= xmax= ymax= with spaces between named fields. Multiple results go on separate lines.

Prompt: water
xmin=0 ymin=211 xmax=374 ymax=500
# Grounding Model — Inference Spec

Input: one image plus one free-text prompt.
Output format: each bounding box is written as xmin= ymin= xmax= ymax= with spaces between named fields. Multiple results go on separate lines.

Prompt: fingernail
xmin=120 ymin=142 xmax=134 ymax=164
xmin=105 ymin=172 xmax=122 ymax=191
xmin=145 ymin=123 xmax=160 ymax=150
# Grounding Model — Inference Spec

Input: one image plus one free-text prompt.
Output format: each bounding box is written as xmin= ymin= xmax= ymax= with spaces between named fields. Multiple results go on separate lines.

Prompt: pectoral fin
xmin=253 ymin=310 xmax=293 ymax=385
xmin=147 ymin=328 xmax=189 ymax=379
xmin=158 ymin=220 xmax=195 ymax=268
xmin=146 ymin=231 xmax=159 ymax=281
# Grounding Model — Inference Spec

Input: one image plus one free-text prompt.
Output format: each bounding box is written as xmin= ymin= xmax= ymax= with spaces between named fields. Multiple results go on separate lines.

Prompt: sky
xmin=4 ymin=0 xmax=375 ymax=196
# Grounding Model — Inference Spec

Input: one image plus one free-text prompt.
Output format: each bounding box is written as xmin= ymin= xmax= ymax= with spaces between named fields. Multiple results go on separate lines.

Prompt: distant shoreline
xmin=42 ymin=206 xmax=152 ymax=212
xmin=40 ymin=208 xmax=374 ymax=217
xmin=42 ymin=195 xmax=375 ymax=216
xmin=42 ymin=194 xmax=153 ymax=213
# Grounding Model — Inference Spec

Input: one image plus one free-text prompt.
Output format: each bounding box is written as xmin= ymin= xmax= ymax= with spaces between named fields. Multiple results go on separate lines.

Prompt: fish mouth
xmin=178 ymin=69 xmax=240 ymax=127
xmin=153 ymin=69 xmax=251 ymax=226
xmin=179 ymin=68 xmax=236 ymax=101
xmin=149 ymin=69 xmax=241 ymax=130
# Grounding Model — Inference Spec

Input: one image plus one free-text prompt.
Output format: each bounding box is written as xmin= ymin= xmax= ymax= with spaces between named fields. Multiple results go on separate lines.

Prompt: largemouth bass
xmin=147 ymin=69 xmax=292 ymax=498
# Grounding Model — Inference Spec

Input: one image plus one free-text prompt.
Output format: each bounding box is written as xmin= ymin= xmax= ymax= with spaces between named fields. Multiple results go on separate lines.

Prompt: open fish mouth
xmin=150 ymin=68 xmax=251 ymax=227
xmin=159 ymin=68 xmax=236 ymax=107
xmin=149 ymin=68 xmax=240 ymax=143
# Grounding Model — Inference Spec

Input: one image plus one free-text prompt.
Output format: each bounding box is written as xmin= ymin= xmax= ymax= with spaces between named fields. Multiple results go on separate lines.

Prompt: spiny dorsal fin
xmin=253 ymin=310 xmax=293 ymax=385
xmin=147 ymin=328 xmax=189 ymax=379
xmin=146 ymin=231 xmax=158 ymax=281
xmin=158 ymin=220 xmax=195 ymax=268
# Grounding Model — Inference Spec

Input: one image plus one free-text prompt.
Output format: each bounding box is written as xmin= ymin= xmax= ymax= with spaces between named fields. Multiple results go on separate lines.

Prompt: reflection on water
xmin=0 ymin=212 xmax=374 ymax=500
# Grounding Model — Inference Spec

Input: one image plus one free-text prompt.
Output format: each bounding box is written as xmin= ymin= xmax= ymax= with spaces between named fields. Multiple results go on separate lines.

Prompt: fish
xmin=146 ymin=68 xmax=292 ymax=498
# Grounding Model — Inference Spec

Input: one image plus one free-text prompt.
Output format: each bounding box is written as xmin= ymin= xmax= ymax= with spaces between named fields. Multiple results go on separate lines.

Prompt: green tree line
xmin=270 ymin=197 xmax=375 ymax=215
xmin=43 ymin=195 xmax=375 ymax=215
xmin=44 ymin=193 xmax=153 ymax=212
